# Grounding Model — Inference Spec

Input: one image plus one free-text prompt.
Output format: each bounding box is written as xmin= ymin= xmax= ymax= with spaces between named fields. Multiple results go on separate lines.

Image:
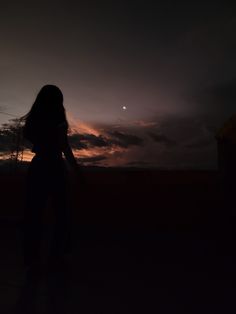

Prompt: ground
xmin=0 ymin=170 xmax=235 ymax=313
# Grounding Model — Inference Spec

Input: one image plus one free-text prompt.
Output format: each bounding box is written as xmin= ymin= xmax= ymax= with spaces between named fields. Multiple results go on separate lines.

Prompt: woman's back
xmin=24 ymin=119 xmax=68 ymax=158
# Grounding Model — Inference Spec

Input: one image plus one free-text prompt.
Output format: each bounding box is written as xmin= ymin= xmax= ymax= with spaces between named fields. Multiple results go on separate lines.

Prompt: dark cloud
xmin=148 ymin=114 xmax=219 ymax=146
xmin=107 ymin=131 xmax=144 ymax=148
xmin=68 ymin=134 xmax=88 ymax=149
xmin=69 ymin=133 xmax=109 ymax=149
xmin=82 ymin=134 xmax=110 ymax=148
xmin=68 ymin=133 xmax=108 ymax=149
xmin=204 ymin=124 xmax=219 ymax=135
xmin=77 ymin=155 xmax=107 ymax=163
xmin=148 ymin=132 xmax=176 ymax=147
xmin=189 ymin=78 xmax=236 ymax=121
xmin=204 ymin=78 xmax=236 ymax=105
xmin=185 ymin=137 xmax=215 ymax=149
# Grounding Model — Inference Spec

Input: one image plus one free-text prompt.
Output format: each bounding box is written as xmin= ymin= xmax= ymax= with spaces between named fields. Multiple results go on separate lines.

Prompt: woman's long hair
xmin=23 ymin=85 xmax=68 ymax=143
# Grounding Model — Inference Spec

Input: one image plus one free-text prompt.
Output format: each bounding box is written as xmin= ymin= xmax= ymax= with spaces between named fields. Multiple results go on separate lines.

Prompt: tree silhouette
xmin=0 ymin=118 xmax=28 ymax=169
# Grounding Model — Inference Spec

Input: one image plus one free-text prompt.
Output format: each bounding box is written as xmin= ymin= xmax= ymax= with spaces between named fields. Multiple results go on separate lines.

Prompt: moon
xmin=122 ymin=106 xmax=127 ymax=110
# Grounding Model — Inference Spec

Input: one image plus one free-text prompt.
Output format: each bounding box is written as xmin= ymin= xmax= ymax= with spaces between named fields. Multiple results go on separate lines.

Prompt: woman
xmin=22 ymin=85 xmax=82 ymax=275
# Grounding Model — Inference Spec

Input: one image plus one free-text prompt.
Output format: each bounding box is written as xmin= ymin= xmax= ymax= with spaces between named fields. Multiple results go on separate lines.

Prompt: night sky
xmin=0 ymin=1 xmax=235 ymax=168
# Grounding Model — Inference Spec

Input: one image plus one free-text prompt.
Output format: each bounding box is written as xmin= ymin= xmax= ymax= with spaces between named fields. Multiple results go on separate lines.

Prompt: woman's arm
xmin=63 ymin=143 xmax=78 ymax=169
xmin=57 ymin=123 xmax=85 ymax=181
xmin=56 ymin=122 xmax=77 ymax=168
xmin=63 ymin=140 xmax=86 ymax=185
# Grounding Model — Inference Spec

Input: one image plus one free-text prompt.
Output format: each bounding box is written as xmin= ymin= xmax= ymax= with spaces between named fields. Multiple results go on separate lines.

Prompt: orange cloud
xmin=66 ymin=112 xmax=100 ymax=136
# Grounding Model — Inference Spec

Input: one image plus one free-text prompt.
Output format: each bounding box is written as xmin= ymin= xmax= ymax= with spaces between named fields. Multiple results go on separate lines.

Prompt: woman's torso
xmin=26 ymin=120 xmax=68 ymax=183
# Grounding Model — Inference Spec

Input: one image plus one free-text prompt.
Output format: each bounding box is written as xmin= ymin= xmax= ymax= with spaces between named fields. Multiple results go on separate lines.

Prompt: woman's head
xmin=24 ymin=85 xmax=67 ymax=125
xmin=23 ymin=85 xmax=68 ymax=142
xmin=35 ymin=85 xmax=64 ymax=108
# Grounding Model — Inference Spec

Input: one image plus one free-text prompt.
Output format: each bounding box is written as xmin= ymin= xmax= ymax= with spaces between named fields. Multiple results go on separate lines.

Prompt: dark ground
xmin=0 ymin=169 xmax=235 ymax=313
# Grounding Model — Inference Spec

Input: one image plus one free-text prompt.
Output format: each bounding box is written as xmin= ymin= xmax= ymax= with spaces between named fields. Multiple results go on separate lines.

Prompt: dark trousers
xmin=23 ymin=155 xmax=70 ymax=267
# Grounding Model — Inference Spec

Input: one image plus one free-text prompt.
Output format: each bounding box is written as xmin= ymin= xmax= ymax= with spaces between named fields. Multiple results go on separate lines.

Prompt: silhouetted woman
xmin=22 ymin=85 xmax=81 ymax=276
